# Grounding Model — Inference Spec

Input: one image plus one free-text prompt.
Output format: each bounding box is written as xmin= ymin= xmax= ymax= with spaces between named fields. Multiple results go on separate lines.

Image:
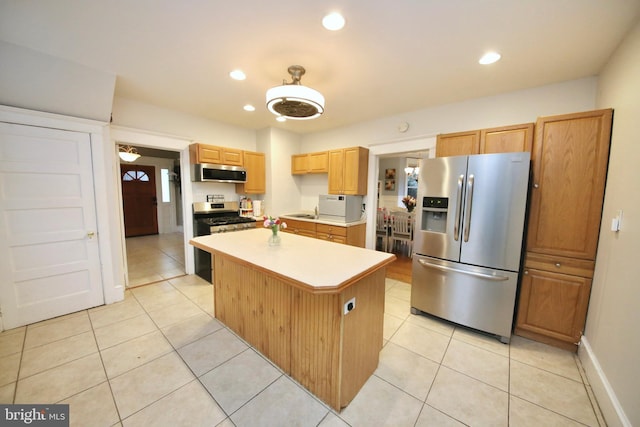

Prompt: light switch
xmin=611 ymin=209 xmax=623 ymax=232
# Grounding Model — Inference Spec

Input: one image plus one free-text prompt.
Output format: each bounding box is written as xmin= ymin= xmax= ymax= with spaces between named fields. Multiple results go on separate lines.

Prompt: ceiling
xmin=1 ymin=1 xmax=639 ymax=134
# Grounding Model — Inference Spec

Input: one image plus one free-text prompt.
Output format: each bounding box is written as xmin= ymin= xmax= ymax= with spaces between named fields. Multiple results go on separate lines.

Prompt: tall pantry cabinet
xmin=515 ymin=109 xmax=613 ymax=351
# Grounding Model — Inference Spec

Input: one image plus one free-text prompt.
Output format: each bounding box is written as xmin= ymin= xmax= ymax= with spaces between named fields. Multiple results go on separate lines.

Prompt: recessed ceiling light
xmin=243 ymin=104 xmax=255 ymax=112
xmin=229 ymin=69 xmax=246 ymax=80
xmin=479 ymin=52 xmax=501 ymax=65
xmin=276 ymin=116 xmax=286 ymax=122
xmin=322 ymin=12 xmax=345 ymax=31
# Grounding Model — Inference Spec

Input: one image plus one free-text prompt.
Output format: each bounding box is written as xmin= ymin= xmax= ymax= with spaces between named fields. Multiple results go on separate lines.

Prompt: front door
xmin=121 ymin=164 xmax=158 ymax=237
xmin=0 ymin=122 xmax=104 ymax=329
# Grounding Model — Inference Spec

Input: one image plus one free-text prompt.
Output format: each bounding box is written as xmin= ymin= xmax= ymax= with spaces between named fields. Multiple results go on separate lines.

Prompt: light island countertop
xmin=190 ymin=227 xmax=395 ymax=292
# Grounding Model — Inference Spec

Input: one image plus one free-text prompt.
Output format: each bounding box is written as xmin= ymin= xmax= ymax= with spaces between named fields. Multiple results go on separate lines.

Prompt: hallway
xmin=125 ymin=232 xmax=186 ymax=288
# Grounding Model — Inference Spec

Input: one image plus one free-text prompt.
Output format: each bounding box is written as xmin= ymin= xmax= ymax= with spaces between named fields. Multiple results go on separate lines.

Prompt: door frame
xmin=0 ymin=105 xmax=125 ymax=313
xmin=366 ymin=136 xmax=436 ymax=249
xmin=110 ymin=126 xmax=194 ymax=288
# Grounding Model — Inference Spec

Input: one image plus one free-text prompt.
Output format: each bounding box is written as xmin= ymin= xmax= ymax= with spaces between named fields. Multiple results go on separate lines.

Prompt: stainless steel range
xmin=193 ymin=201 xmax=256 ymax=282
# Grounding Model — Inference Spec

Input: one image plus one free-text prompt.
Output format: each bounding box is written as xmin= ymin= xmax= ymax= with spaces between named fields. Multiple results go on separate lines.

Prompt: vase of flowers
xmin=263 ymin=216 xmax=287 ymax=246
xmin=402 ymin=195 xmax=416 ymax=213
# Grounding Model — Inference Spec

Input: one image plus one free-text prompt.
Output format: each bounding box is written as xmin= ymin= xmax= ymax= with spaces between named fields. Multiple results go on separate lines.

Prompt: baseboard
xmin=578 ymin=337 xmax=631 ymax=427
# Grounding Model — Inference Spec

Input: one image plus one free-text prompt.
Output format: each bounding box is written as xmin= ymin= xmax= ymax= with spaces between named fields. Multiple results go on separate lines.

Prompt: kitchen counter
xmin=190 ymin=228 xmax=395 ymax=410
xmin=190 ymin=228 xmax=392 ymax=291
xmin=279 ymin=213 xmax=366 ymax=227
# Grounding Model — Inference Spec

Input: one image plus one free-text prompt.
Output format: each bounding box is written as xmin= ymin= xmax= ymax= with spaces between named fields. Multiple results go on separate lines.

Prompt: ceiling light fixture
xmin=404 ymin=167 xmax=420 ymax=175
xmin=479 ymin=52 xmax=501 ymax=65
xmin=118 ymin=145 xmax=141 ymax=162
xmin=266 ymin=65 xmax=325 ymax=120
xmin=243 ymin=104 xmax=255 ymax=112
xmin=322 ymin=12 xmax=345 ymax=31
xmin=229 ymin=69 xmax=246 ymax=80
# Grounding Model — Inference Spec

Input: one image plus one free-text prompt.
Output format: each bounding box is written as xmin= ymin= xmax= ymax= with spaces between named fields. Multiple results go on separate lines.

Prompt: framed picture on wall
xmin=384 ymin=179 xmax=395 ymax=190
xmin=385 ymin=168 xmax=396 ymax=179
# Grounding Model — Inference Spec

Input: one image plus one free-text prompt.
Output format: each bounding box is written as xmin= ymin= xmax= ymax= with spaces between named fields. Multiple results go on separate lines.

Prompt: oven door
xmin=193 ymin=219 xmax=213 ymax=283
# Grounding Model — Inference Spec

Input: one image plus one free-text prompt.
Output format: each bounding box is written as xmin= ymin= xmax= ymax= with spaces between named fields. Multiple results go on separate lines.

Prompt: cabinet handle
xmin=555 ymin=263 xmax=561 ymax=268
xmin=533 ymin=183 xmax=539 ymax=189
xmin=524 ymin=270 xmax=529 ymax=275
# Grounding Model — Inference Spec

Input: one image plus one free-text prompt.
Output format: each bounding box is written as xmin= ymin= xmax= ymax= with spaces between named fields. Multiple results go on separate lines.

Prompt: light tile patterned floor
xmin=0 ymin=275 xmax=606 ymax=426
xmin=125 ymin=232 xmax=186 ymax=288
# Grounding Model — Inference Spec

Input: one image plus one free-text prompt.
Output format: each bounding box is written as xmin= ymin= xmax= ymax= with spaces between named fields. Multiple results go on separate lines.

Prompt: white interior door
xmin=0 ymin=122 xmax=104 ymax=329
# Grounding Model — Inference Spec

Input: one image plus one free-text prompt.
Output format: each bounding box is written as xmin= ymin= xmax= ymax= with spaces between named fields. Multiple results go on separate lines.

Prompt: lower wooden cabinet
xmin=515 ymin=263 xmax=592 ymax=351
xmin=283 ymin=219 xmax=317 ymax=238
xmin=283 ymin=219 xmax=365 ymax=248
xmin=316 ymin=223 xmax=347 ymax=244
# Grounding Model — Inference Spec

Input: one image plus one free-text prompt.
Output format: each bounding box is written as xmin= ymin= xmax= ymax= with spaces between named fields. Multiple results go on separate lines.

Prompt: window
xmin=405 ymin=160 xmax=419 ymax=199
xmin=161 ymin=168 xmax=170 ymax=203
xmin=122 ymin=170 xmax=149 ymax=181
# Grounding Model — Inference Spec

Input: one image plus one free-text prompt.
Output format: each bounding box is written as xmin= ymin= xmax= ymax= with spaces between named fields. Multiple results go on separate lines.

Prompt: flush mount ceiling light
xmin=266 ymin=65 xmax=325 ymax=120
xmin=479 ymin=51 xmax=501 ymax=65
xmin=118 ymin=145 xmax=141 ymax=162
xmin=322 ymin=12 xmax=345 ymax=31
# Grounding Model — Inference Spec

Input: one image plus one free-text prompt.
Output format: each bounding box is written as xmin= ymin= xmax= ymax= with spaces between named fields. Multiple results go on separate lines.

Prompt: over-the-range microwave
xmin=191 ymin=163 xmax=247 ymax=183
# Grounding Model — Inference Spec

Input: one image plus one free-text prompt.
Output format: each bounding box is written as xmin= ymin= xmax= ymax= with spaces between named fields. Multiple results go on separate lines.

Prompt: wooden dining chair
xmin=390 ymin=211 xmax=413 ymax=257
xmin=376 ymin=208 xmax=389 ymax=252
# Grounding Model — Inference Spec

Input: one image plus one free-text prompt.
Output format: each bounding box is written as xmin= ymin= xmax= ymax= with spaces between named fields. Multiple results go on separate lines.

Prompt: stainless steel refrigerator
xmin=410 ymin=152 xmax=530 ymax=343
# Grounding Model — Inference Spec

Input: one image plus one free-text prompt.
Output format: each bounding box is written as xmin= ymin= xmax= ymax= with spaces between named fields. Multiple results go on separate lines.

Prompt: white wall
xmin=580 ymin=20 xmax=640 ymax=427
xmin=259 ymin=127 xmax=303 ymax=217
xmin=301 ymin=77 xmax=598 ymax=149
xmin=112 ymin=97 xmax=256 ymax=151
xmin=0 ymin=41 xmax=115 ymax=122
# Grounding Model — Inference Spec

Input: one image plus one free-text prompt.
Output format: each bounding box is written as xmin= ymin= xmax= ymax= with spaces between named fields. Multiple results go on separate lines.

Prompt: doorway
xmin=117 ymin=144 xmax=186 ymax=288
xmin=371 ymin=139 xmax=435 ymax=285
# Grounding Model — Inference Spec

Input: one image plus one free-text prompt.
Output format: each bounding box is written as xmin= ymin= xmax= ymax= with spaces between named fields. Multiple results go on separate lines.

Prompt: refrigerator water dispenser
xmin=421 ymin=197 xmax=448 ymax=233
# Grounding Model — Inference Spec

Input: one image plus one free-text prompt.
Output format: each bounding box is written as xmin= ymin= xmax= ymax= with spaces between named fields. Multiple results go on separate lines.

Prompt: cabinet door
xmin=435 ymin=131 xmax=480 ymax=157
xmin=480 ymin=123 xmax=533 ymax=154
xmin=515 ymin=267 xmax=592 ymax=348
xmin=197 ymin=144 xmax=223 ymax=164
xmin=526 ymin=109 xmax=612 ymax=260
xmin=343 ymin=147 xmax=368 ymax=195
xmin=308 ymin=151 xmax=329 ymax=173
xmin=328 ymin=150 xmax=345 ymax=194
xmin=236 ymin=151 xmax=265 ymax=194
xmin=291 ymin=154 xmax=309 ymax=175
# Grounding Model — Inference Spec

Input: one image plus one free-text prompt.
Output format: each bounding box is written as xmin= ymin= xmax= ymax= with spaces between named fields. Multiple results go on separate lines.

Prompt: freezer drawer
xmin=410 ymin=254 xmax=519 ymax=342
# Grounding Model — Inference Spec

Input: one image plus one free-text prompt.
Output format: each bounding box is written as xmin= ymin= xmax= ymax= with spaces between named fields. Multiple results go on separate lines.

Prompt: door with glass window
xmin=121 ymin=165 xmax=158 ymax=237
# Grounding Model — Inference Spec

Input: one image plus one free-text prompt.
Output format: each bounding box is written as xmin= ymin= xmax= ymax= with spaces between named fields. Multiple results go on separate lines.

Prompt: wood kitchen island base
xmin=191 ymin=229 xmax=394 ymax=411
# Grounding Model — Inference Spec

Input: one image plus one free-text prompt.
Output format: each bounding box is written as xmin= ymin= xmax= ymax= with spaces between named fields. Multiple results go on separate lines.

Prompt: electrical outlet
xmin=344 ymin=297 xmax=356 ymax=315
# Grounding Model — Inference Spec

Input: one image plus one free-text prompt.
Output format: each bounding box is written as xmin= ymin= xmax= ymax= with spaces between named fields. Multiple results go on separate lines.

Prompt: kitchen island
xmin=190 ymin=228 xmax=395 ymax=410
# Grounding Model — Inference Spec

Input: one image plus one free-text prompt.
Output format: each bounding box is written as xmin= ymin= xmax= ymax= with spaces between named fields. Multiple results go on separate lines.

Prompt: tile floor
xmin=1 ymin=234 xmax=606 ymax=425
xmin=125 ymin=232 xmax=186 ymax=288
xmin=0 ymin=274 xmax=606 ymax=426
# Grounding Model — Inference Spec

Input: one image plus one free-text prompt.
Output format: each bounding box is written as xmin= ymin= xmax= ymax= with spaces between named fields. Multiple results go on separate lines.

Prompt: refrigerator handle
xmin=454 ymin=174 xmax=465 ymax=241
xmin=463 ymin=174 xmax=474 ymax=242
xmin=417 ymin=258 xmax=509 ymax=281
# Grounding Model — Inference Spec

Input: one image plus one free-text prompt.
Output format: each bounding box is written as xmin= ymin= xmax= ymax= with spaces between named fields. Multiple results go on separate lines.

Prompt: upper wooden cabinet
xmin=291 ymin=151 xmax=329 ymax=175
xmin=480 ymin=123 xmax=534 ymax=154
xmin=436 ymin=123 xmax=534 ymax=157
xmin=525 ymin=110 xmax=612 ymax=260
xmin=435 ymin=130 xmax=480 ymax=157
xmin=328 ymin=147 xmax=369 ymax=195
xmin=236 ymin=151 xmax=266 ymax=194
xmin=190 ymin=143 xmax=243 ymax=166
